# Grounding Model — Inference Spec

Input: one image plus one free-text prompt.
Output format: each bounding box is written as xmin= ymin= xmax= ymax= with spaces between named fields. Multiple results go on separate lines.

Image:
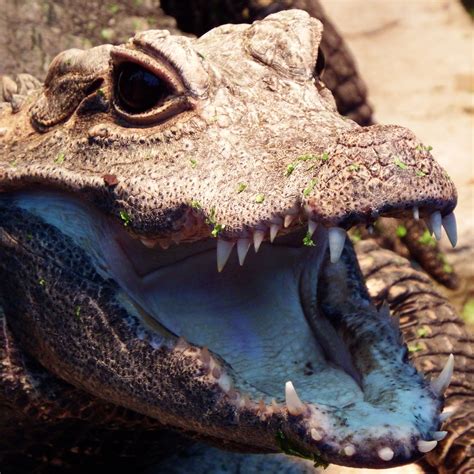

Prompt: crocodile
xmin=0 ymin=6 xmax=472 ymax=474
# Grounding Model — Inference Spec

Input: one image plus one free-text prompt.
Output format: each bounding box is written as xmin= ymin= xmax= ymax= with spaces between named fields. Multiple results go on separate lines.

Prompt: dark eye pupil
xmin=116 ymin=62 xmax=170 ymax=113
xmin=315 ymin=48 xmax=326 ymax=78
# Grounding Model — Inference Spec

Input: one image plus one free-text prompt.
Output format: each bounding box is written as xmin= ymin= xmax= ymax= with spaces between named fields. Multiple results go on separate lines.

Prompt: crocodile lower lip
xmin=7 ymin=191 xmax=450 ymax=468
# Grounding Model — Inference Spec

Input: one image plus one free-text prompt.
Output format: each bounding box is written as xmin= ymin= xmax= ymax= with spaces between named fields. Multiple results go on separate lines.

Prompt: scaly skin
xmin=160 ymin=0 xmax=458 ymax=291
xmin=354 ymin=218 xmax=460 ymax=291
xmin=356 ymin=240 xmax=473 ymax=474
xmin=161 ymin=0 xmax=374 ymax=125
xmin=0 ymin=9 xmax=466 ymax=473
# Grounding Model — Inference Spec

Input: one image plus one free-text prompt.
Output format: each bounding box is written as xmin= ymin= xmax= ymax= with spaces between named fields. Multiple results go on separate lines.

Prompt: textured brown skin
xmin=0 ymin=233 xmax=471 ymax=473
xmin=355 ymin=218 xmax=460 ymax=290
xmin=0 ymin=302 xmax=186 ymax=473
xmin=161 ymin=0 xmax=374 ymax=126
xmin=0 ymin=0 xmax=454 ymax=288
xmin=0 ymin=7 xmax=466 ymax=474
xmin=357 ymin=240 xmax=474 ymax=474
xmin=0 ymin=14 xmax=456 ymax=234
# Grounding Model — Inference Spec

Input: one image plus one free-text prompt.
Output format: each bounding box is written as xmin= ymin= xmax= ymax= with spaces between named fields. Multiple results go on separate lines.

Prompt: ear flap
xmin=31 ymin=45 xmax=112 ymax=131
xmin=244 ymin=10 xmax=323 ymax=79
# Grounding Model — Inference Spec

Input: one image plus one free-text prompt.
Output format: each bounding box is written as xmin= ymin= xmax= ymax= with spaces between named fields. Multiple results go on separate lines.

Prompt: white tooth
xmin=328 ymin=227 xmax=346 ymax=263
xmin=432 ymin=431 xmax=448 ymax=441
xmin=378 ymin=447 xmax=394 ymax=461
xmin=140 ymin=238 xmax=156 ymax=248
xmin=413 ymin=206 xmax=420 ymax=220
xmin=367 ymin=224 xmax=374 ymax=235
xmin=253 ymin=230 xmax=265 ymax=252
xmin=440 ymin=410 xmax=455 ymax=422
xmin=216 ymin=239 xmax=234 ymax=272
xmin=431 ymin=354 xmax=454 ymax=395
xmin=285 ymin=381 xmax=305 ymax=416
xmin=270 ymin=224 xmax=281 ymax=243
xmin=417 ymin=440 xmax=438 ymax=453
xmin=284 ymin=214 xmax=296 ymax=228
xmin=237 ymin=239 xmax=251 ymax=266
xmin=430 ymin=211 xmax=442 ymax=240
xmin=217 ymin=373 xmax=232 ymax=392
xmin=442 ymin=213 xmax=457 ymax=248
xmin=308 ymin=220 xmax=317 ymax=237
xmin=425 ymin=218 xmax=433 ymax=235
xmin=343 ymin=445 xmax=355 ymax=456
xmin=310 ymin=428 xmax=322 ymax=441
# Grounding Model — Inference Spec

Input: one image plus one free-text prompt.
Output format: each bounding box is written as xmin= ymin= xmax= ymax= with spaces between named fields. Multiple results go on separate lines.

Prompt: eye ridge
xmin=115 ymin=62 xmax=174 ymax=114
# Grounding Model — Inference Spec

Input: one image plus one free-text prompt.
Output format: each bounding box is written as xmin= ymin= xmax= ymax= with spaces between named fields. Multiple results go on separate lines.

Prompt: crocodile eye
xmin=115 ymin=62 xmax=173 ymax=113
xmin=315 ymin=47 xmax=326 ymax=78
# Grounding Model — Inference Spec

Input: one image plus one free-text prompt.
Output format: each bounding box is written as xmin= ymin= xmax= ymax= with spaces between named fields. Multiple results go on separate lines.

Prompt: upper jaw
xmin=105 ymin=123 xmax=458 ymax=263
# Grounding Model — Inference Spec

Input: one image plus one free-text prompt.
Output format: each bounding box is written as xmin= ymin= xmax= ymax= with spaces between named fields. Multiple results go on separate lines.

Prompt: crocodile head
xmin=0 ymin=10 xmax=458 ymax=469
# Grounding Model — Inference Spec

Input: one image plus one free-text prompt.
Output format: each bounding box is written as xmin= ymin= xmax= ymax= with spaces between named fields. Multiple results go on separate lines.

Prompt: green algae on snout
xmin=119 ymin=210 xmax=131 ymax=226
xmin=237 ymin=183 xmax=247 ymax=193
xmin=303 ymin=231 xmax=316 ymax=246
xmin=396 ymin=225 xmax=407 ymax=238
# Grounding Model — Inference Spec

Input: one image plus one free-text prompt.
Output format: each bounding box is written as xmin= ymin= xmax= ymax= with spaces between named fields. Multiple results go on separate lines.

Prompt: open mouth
xmin=8 ymin=191 xmax=456 ymax=469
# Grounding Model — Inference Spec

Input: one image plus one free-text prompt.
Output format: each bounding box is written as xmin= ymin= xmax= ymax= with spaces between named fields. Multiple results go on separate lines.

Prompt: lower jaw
xmin=111 ymin=229 xmax=443 ymax=468
xmin=5 ymin=192 xmax=444 ymax=468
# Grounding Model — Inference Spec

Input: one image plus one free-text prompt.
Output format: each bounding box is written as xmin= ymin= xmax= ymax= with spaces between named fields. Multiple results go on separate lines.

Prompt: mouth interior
xmin=8 ymin=192 xmax=442 ymax=465
xmin=120 ymin=229 xmax=362 ymax=406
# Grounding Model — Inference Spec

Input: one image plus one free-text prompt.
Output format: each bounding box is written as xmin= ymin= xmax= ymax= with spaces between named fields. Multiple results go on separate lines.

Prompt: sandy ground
xmin=318 ymin=1 xmax=473 ymax=472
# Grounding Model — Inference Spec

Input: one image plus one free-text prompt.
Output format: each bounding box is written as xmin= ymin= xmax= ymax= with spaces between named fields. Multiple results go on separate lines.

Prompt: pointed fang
xmin=237 ymin=239 xmax=251 ymax=266
xmin=378 ymin=447 xmax=394 ymax=461
xmin=328 ymin=227 xmax=346 ymax=263
xmin=284 ymin=214 xmax=296 ymax=228
xmin=417 ymin=440 xmax=438 ymax=453
xmin=431 ymin=354 xmax=454 ymax=395
xmin=311 ymin=428 xmax=322 ymax=441
xmin=217 ymin=239 xmax=234 ymax=272
xmin=140 ymin=238 xmax=157 ymax=248
xmin=432 ymin=431 xmax=448 ymax=441
xmin=285 ymin=381 xmax=305 ymax=416
xmin=270 ymin=224 xmax=281 ymax=243
xmin=440 ymin=410 xmax=455 ymax=422
xmin=442 ymin=213 xmax=457 ymax=248
xmin=308 ymin=220 xmax=317 ymax=237
xmin=413 ymin=206 xmax=420 ymax=220
xmin=430 ymin=211 xmax=442 ymax=241
xmin=253 ymin=230 xmax=265 ymax=252
xmin=343 ymin=445 xmax=355 ymax=456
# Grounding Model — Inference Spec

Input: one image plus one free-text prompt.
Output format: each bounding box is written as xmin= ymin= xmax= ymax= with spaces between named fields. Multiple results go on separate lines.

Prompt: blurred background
xmin=0 ymin=1 xmax=472 ymax=473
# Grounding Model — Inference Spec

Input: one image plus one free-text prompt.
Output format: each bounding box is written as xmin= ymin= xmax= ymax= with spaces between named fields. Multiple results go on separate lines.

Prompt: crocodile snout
xmin=303 ymin=123 xmax=457 ymax=228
